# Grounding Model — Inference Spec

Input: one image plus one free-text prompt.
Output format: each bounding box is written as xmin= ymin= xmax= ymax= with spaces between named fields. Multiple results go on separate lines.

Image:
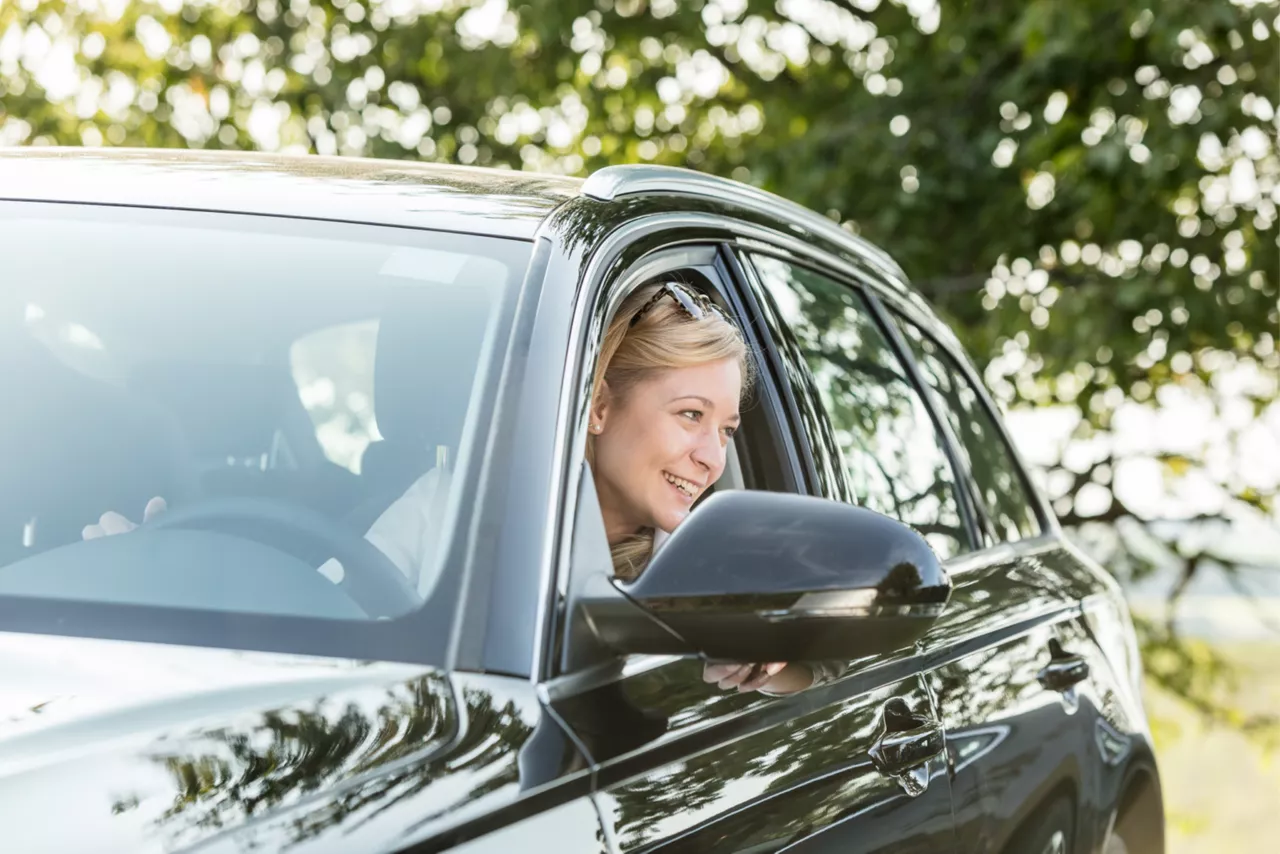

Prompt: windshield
xmin=0 ymin=202 xmax=531 ymax=660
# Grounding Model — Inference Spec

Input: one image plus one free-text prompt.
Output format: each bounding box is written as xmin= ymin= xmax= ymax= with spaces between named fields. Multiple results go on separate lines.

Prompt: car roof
xmin=1 ymin=148 xmax=916 ymax=302
xmin=0 ymin=148 xmax=583 ymax=241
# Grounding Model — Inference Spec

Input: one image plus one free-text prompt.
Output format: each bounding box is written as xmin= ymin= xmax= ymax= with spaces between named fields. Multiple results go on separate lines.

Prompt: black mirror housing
xmin=585 ymin=491 xmax=951 ymax=662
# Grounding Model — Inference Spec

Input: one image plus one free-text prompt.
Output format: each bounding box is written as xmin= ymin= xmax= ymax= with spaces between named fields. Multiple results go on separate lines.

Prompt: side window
xmin=892 ymin=317 xmax=1042 ymax=542
xmin=735 ymin=264 xmax=847 ymax=502
xmin=746 ymin=253 xmax=968 ymax=560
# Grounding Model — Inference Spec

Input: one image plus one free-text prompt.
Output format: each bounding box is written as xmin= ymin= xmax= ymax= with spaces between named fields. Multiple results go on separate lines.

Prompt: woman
xmin=583 ymin=281 xmax=825 ymax=696
xmin=83 ymin=280 xmax=826 ymax=694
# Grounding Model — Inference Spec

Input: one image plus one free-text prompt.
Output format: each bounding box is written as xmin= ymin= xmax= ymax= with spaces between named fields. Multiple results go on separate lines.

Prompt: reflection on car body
xmin=0 ymin=149 xmax=1163 ymax=854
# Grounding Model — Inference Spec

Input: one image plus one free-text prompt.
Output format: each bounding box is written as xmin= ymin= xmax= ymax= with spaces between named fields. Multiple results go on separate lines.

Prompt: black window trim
xmin=528 ymin=211 xmax=830 ymax=685
xmin=536 ymin=207 xmax=1063 ymax=688
xmin=860 ymin=289 xmax=987 ymax=552
xmin=712 ymin=236 xmax=1069 ymax=573
xmin=729 ymin=247 xmax=852 ymax=502
xmin=711 ymin=247 xmax=809 ymax=495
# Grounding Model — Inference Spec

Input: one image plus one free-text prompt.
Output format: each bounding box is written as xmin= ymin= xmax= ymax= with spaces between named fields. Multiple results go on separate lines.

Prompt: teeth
xmin=664 ymin=472 xmax=695 ymax=496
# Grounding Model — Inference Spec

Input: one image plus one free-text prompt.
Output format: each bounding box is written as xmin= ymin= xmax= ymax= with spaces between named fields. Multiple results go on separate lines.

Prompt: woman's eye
xmin=680 ymin=410 xmax=702 ymax=422
xmin=723 ymin=426 xmax=738 ymax=438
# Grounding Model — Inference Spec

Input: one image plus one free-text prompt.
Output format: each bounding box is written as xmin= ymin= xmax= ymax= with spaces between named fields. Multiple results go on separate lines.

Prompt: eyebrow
xmin=670 ymin=395 xmax=741 ymax=422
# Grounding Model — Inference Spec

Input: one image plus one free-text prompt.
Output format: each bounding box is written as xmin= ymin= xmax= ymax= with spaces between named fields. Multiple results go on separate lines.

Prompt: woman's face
xmin=592 ymin=357 xmax=742 ymax=540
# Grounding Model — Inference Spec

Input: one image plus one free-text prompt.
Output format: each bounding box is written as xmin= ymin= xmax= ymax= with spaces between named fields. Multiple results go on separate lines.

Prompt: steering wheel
xmin=147 ymin=497 xmax=420 ymax=617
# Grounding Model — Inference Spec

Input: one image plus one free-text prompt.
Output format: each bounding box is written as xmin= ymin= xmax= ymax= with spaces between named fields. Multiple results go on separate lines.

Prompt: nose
xmin=689 ymin=426 xmax=726 ymax=477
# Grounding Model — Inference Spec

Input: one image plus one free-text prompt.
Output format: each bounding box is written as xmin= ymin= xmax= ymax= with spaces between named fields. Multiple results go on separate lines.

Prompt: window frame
xmin=0 ymin=200 xmax=535 ymax=667
xmin=881 ymin=304 xmax=1051 ymax=542
xmin=717 ymin=245 xmax=839 ymax=498
xmin=732 ymin=244 xmax=986 ymax=556
xmin=534 ymin=204 xmax=1059 ymax=685
xmin=545 ymin=233 xmax=808 ymax=680
xmin=728 ymin=247 xmax=851 ymax=503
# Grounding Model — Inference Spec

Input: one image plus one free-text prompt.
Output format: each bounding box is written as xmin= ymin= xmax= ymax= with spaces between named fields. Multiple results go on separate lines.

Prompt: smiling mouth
xmin=663 ymin=471 xmax=698 ymax=499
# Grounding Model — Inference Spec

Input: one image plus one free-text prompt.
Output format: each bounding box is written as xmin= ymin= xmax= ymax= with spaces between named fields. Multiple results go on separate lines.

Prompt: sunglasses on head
xmin=630 ymin=282 xmax=735 ymax=328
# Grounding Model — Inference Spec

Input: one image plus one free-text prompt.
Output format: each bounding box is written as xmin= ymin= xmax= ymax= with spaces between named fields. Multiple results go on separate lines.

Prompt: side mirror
xmin=582 ymin=491 xmax=951 ymax=662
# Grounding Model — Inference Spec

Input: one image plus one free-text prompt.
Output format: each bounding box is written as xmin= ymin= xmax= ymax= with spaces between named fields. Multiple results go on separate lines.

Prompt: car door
xmin=545 ymin=243 xmax=956 ymax=853
xmin=885 ymin=311 xmax=1159 ymax=854
xmin=747 ymin=246 xmax=1123 ymax=853
xmin=739 ymin=245 xmax=1154 ymax=854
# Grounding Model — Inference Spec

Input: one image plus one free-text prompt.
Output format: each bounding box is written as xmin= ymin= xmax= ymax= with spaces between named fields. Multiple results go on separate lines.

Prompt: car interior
xmin=0 ymin=215 xmax=517 ymax=620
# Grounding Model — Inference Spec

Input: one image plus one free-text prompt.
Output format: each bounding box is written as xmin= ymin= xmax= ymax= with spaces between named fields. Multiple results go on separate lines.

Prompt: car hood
xmin=0 ymin=630 xmax=467 ymax=854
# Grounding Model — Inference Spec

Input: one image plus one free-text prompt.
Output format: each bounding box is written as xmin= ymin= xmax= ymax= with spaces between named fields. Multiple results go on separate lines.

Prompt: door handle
xmin=869 ymin=698 xmax=946 ymax=796
xmin=1038 ymin=638 xmax=1090 ymax=692
xmin=870 ymin=720 xmax=946 ymax=775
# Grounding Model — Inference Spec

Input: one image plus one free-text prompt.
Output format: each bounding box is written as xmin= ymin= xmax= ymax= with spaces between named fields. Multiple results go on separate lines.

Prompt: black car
xmin=0 ymin=149 xmax=1162 ymax=854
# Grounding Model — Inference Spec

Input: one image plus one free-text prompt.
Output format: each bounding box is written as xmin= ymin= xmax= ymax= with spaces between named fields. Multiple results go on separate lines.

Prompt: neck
xmin=602 ymin=512 xmax=644 ymax=547
xmin=594 ymin=473 xmax=645 ymax=546
xmin=598 ymin=499 xmax=647 ymax=546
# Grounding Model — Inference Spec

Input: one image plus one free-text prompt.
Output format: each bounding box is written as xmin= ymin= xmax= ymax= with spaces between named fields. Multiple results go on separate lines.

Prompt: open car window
xmin=0 ymin=203 xmax=530 ymax=657
xmin=556 ymin=257 xmax=795 ymax=674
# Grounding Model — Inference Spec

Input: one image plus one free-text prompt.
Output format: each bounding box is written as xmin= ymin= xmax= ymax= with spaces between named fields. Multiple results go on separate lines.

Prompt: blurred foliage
xmin=1142 ymin=640 xmax=1280 ymax=852
xmin=1 ymin=0 xmax=1278 ymax=721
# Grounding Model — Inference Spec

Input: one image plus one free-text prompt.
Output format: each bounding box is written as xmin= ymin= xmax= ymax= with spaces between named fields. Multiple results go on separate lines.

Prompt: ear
xmin=589 ymin=380 xmax=612 ymax=433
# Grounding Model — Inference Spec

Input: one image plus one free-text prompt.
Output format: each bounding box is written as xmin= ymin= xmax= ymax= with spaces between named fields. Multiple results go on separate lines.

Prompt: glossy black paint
xmin=0 ymin=152 xmax=1162 ymax=854
xmin=549 ymin=658 xmax=955 ymax=854
xmin=917 ymin=544 xmax=1163 ymax=854
xmin=592 ymin=491 xmax=951 ymax=661
xmin=0 ymin=632 xmax=600 ymax=854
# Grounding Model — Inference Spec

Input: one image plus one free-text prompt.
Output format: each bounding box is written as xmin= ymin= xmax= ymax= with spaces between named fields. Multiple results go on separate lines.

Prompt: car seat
xmin=345 ymin=281 xmax=495 ymax=534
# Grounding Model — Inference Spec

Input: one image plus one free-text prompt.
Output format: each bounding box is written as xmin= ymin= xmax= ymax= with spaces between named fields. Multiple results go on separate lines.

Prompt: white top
xmin=653 ymin=528 xmax=670 ymax=553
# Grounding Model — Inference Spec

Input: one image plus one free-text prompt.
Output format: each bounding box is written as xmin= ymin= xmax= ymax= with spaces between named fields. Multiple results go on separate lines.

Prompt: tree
xmin=2 ymin=0 xmax=1277 ymax=721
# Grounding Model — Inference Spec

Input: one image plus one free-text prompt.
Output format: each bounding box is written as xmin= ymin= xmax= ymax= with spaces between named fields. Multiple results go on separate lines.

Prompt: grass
xmin=1142 ymin=641 xmax=1280 ymax=854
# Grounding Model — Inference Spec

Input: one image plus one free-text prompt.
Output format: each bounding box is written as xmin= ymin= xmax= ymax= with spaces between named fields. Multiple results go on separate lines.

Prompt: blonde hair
xmin=586 ymin=282 xmax=753 ymax=580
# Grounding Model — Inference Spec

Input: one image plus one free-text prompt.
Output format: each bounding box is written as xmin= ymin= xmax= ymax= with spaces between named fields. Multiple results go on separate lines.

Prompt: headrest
xmin=372 ymin=283 xmax=495 ymax=450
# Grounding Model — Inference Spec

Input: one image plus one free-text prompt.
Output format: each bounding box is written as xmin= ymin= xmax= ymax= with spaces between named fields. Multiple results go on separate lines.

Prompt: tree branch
xmin=1165 ymin=553 xmax=1202 ymax=640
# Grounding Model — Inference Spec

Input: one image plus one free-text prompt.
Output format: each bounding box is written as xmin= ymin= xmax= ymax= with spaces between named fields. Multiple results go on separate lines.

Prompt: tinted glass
xmin=748 ymin=255 xmax=967 ymax=559
xmin=0 ymin=203 xmax=530 ymax=657
xmin=893 ymin=318 xmax=1041 ymax=542
xmin=741 ymin=263 xmax=847 ymax=502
